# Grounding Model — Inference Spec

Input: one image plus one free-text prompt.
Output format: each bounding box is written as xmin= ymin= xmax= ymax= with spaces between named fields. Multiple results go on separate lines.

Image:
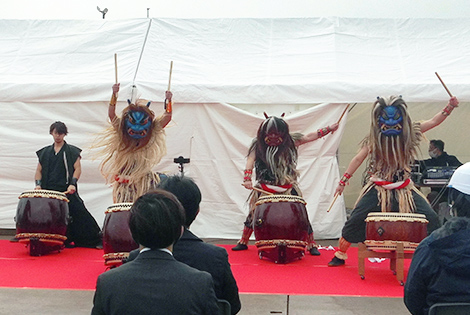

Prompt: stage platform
xmin=0 ymin=232 xmax=410 ymax=314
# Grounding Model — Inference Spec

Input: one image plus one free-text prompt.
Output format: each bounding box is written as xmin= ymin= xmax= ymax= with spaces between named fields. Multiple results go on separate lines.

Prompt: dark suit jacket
xmin=128 ymin=229 xmax=241 ymax=314
xmin=92 ymin=249 xmax=219 ymax=315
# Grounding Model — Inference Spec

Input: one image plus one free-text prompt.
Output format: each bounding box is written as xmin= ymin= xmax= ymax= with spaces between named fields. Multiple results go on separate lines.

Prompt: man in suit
xmin=91 ymin=189 xmax=219 ymax=315
xmin=127 ymin=175 xmax=241 ymax=314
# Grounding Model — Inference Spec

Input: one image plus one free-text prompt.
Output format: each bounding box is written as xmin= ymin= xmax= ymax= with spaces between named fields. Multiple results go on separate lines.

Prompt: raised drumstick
xmin=336 ymin=104 xmax=350 ymax=125
xmin=168 ymin=61 xmax=173 ymax=91
xmin=114 ymin=53 xmax=118 ymax=84
xmin=435 ymin=72 xmax=453 ymax=97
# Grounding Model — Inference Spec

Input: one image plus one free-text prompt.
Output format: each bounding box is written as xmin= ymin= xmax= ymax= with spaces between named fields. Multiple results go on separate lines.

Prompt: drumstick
xmin=114 ymin=53 xmax=118 ymax=84
xmin=241 ymin=184 xmax=274 ymax=195
xmin=336 ymin=103 xmax=350 ymax=125
xmin=326 ymin=192 xmax=339 ymax=213
xmin=168 ymin=61 xmax=173 ymax=91
xmin=435 ymin=72 xmax=453 ymax=97
xmin=252 ymin=186 xmax=274 ymax=195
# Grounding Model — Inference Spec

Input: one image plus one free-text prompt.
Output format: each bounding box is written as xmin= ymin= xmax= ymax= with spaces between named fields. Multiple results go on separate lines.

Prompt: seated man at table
xmin=421 ymin=139 xmax=462 ymax=168
xmin=91 ymin=189 xmax=219 ymax=315
xmin=419 ymin=139 xmax=463 ymax=214
xmin=127 ymin=175 xmax=241 ymax=314
xmin=404 ymin=162 xmax=470 ymax=315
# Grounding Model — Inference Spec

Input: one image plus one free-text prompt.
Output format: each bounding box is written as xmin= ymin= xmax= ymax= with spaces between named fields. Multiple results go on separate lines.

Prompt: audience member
xmin=91 ymin=189 xmax=219 ymax=315
xmin=127 ymin=175 xmax=241 ymax=314
xmin=404 ymin=162 xmax=470 ymax=315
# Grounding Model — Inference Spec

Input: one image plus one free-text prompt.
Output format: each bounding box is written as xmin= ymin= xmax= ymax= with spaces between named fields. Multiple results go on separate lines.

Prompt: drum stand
xmin=357 ymin=241 xmax=416 ymax=286
xmin=257 ymin=240 xmax=306 ymax=264
xmin=359 ymin=212 xmax=427 ymax=285
xmin=28 ymin=237 xmax=64 ymax=256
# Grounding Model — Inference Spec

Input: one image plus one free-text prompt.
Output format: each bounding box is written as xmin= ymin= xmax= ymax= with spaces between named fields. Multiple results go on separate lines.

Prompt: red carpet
xmin=0 ymin=240 xmax=105 ymax=290
xmin=221 ymin=245 xmax=408 ymax=297
xmin=0 ymin=241 xmax=408 ymax=297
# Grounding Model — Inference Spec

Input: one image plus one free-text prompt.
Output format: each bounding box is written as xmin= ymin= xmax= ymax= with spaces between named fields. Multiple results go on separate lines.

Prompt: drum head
xmin=15 ymin=190 xmax=69 ymax=243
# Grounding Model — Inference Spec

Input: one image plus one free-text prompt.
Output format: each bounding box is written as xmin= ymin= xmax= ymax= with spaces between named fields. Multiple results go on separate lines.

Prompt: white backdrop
xmin=1 ymin=17 xmax=470 ymax=238
xmin=0 ymin=99 xmax=347 ymax=239
xmin=2 ymin=18 xmax=470 ymax=103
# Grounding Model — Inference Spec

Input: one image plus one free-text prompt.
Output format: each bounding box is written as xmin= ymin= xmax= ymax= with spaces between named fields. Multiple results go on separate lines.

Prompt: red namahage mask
xmin=264 ymin=132 xmax=283 ymax=146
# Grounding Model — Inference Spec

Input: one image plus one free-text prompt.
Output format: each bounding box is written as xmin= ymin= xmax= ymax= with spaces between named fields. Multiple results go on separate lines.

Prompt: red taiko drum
xmin=15 ymin=190 xmax=69 ymax=256
xmin=102 ymin=203 xmax=138 ymax=266
xmin=253 ymin=195 xmax=309 ymax=264
xmin=365 ymin=212 xmax=428 ymax=250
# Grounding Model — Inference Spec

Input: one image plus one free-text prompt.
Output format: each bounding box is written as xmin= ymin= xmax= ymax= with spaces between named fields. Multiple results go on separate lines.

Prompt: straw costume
xmin=94 ymin=84 xmax=172 ymax=203
xmin=233 ymin=113 xmax=339 ymax=256
xmin=328 ymin=95 xmax=459 ymax=266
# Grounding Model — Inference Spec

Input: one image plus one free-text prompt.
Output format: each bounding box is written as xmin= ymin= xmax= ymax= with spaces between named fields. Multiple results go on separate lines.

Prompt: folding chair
xmin=217 ymin=299 xmax=231 ymax=315
xmin=428 ymin=302 xmax=470 ymax=315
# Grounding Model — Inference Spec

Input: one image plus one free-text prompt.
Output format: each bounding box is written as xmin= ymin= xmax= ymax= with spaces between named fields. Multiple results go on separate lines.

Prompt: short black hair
xmin=49 ymin=121 xmax=68 ymax=135
xmin=129 ymin=189 xmax=185 ymax=249
xmin=449 ymin=188 xmax=470 ymax=218
xmin=430 ymin=139 xmax=444 ymax=152
xmin=159 ymin=175 xmax=202 ymax=227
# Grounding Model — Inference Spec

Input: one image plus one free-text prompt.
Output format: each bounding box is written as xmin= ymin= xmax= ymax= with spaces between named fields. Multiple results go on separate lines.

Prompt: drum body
xmin=15 ymin=190 xmax=69 ymax=255
xmin=102 ymin=203 xmax=139 ymax=266
xmin=254 ymin=195 xmax=309 ymax=264
xmin=365 ymin=212 xmax=428 ymax=250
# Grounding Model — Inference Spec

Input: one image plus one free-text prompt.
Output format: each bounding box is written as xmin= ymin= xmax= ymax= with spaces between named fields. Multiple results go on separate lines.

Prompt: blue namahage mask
xmin=125 ymin=110 xmax=152 ymax=139
xmin=378 ymin=105 xmax=403 ymax=136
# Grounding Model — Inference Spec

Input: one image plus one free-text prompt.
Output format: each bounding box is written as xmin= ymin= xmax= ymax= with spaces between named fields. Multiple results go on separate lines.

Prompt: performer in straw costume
xmin=93 ymin=83 xmax=172 ymax=203
xmin=232 ymin=113 xmax=339 ymax=255
xmin=328 ymin=94 xmax=459 ymax=266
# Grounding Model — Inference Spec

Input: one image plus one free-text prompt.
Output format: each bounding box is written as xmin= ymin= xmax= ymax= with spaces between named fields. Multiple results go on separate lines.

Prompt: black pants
xmin=341 ymin=187 xmax=441 ymax=243
xmin=66 ymin=193 xmax=102 ymax=247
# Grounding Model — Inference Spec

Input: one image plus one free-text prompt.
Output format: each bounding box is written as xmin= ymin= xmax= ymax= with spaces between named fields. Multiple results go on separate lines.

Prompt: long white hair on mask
xmin=358 ymin=95 xmax=425 ymax=213
xmin=266 ymin=145 xmax=279 ymax=173
xmin=264 ymin=117 xmax=281 ymax=173
xmin=369 ymin=95 xmax=419 ymax=180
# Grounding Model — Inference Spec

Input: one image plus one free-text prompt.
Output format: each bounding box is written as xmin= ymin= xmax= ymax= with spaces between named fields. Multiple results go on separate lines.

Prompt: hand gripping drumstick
xmin=435 ymin=72 xmax=453 ymax=97
xmin=168 ymin=61 xmax=173 ymax=91
xmin=326 ymin=192 xmax=339 ymax=213
xmin=114 ymin=53 xmax=118 ymax=84
xmin=165 ymin=61 xmax=173 ymax=113
xmin=241 ymin=184 xmax=274 ymax=195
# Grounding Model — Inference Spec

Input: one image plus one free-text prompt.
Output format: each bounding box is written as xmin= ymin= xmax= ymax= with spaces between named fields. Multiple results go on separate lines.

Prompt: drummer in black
xmin=35 ymin=121 xmax=101 ymax=248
